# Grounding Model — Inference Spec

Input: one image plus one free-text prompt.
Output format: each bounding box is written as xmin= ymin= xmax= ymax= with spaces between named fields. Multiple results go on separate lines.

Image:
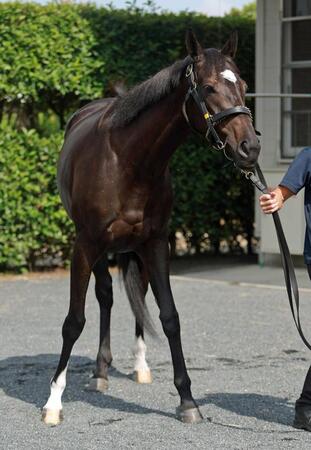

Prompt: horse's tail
xmin=118 ymin=253 xmax=156 ymax=337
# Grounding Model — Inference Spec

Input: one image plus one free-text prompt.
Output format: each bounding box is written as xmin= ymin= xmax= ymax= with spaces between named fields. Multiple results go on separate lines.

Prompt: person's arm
xmin=259 ymin=148 xmax=311 ymax=215
xmin=259 ymin=186 xmax=295 ymax=214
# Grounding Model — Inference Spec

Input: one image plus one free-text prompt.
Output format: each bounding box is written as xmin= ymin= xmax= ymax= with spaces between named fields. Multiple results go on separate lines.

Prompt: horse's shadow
xmin=0 ymin=354 xmax=176 ymax=419
xmin=197 ymin=392 xmax=294 ymax=428
xmin=0 ymin=354 xmax=294 ymax=426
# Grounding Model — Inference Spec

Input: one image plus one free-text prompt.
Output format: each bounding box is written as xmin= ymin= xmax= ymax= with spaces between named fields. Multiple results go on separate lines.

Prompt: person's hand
xmin=259 ymin=187 xmax=284 ymax=214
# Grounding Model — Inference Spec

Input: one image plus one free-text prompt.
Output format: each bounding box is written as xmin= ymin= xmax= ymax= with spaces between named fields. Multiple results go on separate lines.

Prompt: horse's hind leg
xmin=133 ymin=319 xmax=152 ymax=384
xmin=138 ymin=237 xmax=202 ymax=423
xmin=87 ymin=255 xmax=113 ymax=392
xmin=42 ymin=234 xmax=98 ymax=425
xmin=131 ymin=262 xmax=152 ymax=383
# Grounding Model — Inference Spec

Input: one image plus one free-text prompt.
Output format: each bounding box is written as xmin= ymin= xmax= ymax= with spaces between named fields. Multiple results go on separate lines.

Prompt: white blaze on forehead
xmin=220 ymin=69 xmax=237 ymax=83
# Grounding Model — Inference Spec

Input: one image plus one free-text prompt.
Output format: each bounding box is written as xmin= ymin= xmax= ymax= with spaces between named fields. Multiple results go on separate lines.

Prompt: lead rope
xmin=241 ymin=163 xmax=311 ymax=350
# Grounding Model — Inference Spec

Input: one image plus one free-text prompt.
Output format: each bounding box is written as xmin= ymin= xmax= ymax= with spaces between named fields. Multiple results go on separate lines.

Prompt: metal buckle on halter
xmin=214 ymin=140 xmax=226 ymax=151
xmin=205 ymin=118 xmax=226 ymax=150
xmin=185 ymin=64 xmax=196 ymax=89
xmin=240 ymin=169 xmax=254 ymax=179
xmin=185 ymin=64 xmax=193 ymax=78
xmin=211 ymin=134 xmax=226 ymax=151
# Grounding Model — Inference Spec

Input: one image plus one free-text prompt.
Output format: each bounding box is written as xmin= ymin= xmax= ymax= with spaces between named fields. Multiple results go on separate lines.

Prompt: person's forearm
xmin=278 ymin=185 xmax=295 ymax=202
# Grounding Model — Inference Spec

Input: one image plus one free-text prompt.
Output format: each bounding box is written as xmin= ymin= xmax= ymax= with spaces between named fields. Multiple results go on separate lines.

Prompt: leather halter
xmin=182 ymin=63 xmax=253 ymax=150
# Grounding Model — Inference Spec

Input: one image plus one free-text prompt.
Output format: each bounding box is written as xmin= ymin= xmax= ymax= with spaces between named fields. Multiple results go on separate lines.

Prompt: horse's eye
xmin=203 ymin=85 xmax=215 ymax=94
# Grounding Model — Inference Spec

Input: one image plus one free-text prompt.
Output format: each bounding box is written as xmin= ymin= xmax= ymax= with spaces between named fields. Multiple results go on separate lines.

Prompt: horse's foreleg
xmin=133 ymin=320 xmax=152 ymax=384
xmin=42 ymin=234 xmax=98 ymax=425
xmin=87 ymin=255 xmax=113 ymax=392
xmin=138 ymin=237 xmax=202 ymax=423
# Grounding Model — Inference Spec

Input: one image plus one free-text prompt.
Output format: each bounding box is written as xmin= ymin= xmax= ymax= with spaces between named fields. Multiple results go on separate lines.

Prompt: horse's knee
xmin=160 ymin=311 xmax=180 ymax=338
xmin=62 ymin=314 xmax=85 ymax=342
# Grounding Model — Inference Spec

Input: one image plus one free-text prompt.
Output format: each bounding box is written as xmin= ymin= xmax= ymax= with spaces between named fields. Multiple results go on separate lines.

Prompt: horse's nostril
xmin=237 ymin=140 xmax=260 ymax=164
xmin=238 ymin=141 xmax=249 ymax=159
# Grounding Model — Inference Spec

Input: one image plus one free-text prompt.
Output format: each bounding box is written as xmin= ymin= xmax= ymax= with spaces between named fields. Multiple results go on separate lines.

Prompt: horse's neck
xmin=116 ymin=82 xmax=189 ymax=176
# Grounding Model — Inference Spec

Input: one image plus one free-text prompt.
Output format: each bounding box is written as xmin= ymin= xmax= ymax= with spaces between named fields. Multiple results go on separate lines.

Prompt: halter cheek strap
xmin=182 ymin=63 xmax=253 ymax=150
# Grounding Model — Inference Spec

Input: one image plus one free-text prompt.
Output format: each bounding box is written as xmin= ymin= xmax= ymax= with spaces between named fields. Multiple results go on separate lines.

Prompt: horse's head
xmin=185 ymin=30 xmax=260 ymax=170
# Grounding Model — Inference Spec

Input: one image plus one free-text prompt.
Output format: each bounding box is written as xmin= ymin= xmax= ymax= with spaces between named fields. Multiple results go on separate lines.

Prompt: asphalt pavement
xmin=2 ymin=257 xmax=311 ymax=449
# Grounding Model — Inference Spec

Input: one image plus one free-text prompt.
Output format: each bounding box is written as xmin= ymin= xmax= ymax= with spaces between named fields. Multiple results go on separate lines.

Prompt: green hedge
xmin=0 ymin=3 xmax=256 ymax=271
xmin=171 ymin=138 xmax=254 ymax=255
xmin=0 ymin=3 xmax=255 ymax=127
xmin=0 ymin=126 xmax=74 ymax=270
xmin=81 ymin=8 xmax=255 ymax=89
xmin=0 ymin=2 xmax=104 ymax=128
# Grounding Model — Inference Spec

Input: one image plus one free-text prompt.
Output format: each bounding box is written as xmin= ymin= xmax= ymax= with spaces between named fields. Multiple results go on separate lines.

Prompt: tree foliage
xmin=0 ymin=2 xmax=105 ymax=127
xmin=227 ymin=2 xmax=256 ymax=20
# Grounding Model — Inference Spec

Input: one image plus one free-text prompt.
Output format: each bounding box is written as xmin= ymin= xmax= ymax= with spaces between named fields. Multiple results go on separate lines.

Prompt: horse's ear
xmin=221 ymin=31 xmax=238 ymax=58
xmin=185 ymin=29 xmax=203 ymax=59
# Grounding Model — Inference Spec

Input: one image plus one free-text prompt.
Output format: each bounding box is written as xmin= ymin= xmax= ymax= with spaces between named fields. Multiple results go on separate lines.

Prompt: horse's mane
xmin=110 ymin=56 xmax=192 ymax=128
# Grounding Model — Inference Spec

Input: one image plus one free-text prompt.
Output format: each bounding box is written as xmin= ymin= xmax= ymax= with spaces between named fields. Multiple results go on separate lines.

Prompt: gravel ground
xmin=2 ymin=267 xmax=311 ymax=449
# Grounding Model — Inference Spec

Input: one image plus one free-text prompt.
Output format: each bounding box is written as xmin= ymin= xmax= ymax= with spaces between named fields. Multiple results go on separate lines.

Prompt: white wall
xmin=255 ymin=0 xmax=305 ymax=258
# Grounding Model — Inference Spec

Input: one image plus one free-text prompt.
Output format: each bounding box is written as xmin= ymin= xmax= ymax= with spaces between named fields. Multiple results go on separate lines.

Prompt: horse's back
xmin=65 ymin=98 xmax=114 ymax=137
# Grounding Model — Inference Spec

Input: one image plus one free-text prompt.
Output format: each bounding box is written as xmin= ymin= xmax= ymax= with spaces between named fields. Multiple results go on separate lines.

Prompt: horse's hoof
xmin=176 ymin=405 xmax=203 ymax=424
xmin=41 ymin=408 xmax=63 ymax=426
xmin=133 ymin=369 xmax=152 ymax=384
xmin=86 ymin=377 xmax=109 ymax=392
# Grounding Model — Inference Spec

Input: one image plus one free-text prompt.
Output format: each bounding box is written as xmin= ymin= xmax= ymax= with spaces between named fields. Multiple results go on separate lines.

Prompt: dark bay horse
xmin=42 ymin=30 xmax=260 ymax=425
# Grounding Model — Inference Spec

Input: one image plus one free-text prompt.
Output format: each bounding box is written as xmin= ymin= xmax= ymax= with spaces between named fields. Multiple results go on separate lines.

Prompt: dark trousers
xmin=296 ymin=264 xmax=311 ymax=408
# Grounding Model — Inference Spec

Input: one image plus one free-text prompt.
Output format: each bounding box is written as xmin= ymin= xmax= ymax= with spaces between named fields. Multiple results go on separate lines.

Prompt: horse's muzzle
xmin=236 ymin=140 xmax=261 ymax=169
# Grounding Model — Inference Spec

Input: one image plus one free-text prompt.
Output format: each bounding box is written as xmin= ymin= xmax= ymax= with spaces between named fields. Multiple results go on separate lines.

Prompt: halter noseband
xmin=182 ymin=63 xmax=253 ymax=151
